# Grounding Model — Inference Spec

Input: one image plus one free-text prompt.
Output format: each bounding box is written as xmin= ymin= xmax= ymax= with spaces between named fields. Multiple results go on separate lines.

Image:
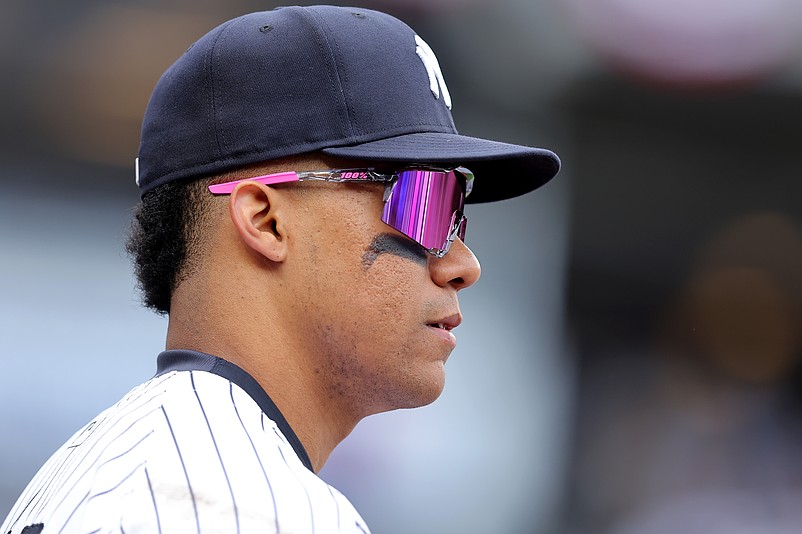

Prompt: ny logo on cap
xmin=415 ymin=35 xmax=452 ymax=110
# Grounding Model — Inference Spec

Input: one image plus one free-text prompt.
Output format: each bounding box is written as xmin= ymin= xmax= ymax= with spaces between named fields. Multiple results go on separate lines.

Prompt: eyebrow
xmin=362 ymin=233 xmax=428 ymax=268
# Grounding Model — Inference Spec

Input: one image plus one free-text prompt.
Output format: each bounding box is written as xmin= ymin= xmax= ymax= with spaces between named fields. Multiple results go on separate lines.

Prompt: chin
xmin=384 ymin=365 xmax=447 ymax=411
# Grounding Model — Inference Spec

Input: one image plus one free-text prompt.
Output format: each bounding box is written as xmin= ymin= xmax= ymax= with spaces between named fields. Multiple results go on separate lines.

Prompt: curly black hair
xmin=126 ymin=177 xmax=217 ymax=315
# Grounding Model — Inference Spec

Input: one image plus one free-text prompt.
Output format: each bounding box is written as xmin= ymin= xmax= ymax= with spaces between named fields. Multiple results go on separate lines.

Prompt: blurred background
xmin=2 ymin=0 xmax=801 ymax=532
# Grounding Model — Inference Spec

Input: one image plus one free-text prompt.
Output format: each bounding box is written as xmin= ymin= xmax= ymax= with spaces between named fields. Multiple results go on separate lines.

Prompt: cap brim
xmin=321 ymin=132 xmax=560 ymax=203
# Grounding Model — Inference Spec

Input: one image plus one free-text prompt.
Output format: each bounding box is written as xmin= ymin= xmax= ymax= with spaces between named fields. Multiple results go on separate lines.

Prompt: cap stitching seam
xmin=201 ymin=35 xmax=216 ymax=161
xmin=301 ymin=9 xmax=354 ymax=138
xmin=208 ymin=18 xmax=240 ymax=157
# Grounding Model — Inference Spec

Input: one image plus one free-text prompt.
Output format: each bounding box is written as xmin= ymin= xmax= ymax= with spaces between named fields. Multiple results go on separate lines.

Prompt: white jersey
xmin=2 ymin=350 xmax=370 ymax=534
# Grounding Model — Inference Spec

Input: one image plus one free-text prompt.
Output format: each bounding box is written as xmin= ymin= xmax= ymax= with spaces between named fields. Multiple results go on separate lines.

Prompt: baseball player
xmin=2 ymin=5 xmax=560 ymax=533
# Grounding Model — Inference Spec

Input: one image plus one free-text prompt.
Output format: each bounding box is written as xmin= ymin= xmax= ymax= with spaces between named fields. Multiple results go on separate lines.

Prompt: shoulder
xmin=146 ymin=370 xmax=372 ymax=533
xmin=2 ymin=370 xmax=371 ymax=533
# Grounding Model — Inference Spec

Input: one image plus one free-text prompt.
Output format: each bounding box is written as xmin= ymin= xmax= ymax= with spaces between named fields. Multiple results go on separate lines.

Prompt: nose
xmin=430 ymin=237 xmax=481 ymax=290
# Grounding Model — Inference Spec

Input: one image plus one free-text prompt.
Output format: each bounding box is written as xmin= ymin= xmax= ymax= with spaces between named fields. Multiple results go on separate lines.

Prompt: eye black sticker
xmin=362 ymin=233 xmax=428 ymax=268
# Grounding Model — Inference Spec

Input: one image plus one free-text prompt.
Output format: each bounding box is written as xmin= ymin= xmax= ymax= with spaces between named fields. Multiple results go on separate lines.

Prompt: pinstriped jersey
xmin=1 ymin=350 xmax=371 ymax=534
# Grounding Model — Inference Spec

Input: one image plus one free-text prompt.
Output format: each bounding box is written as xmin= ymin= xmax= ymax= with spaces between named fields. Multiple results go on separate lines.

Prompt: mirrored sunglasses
xmin=209 ymin=166 xmax=473 ymax=257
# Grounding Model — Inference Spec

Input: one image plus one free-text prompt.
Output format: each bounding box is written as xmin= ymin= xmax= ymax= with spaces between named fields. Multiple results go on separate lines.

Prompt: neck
xmin=166 ymin=278 xmax=361 ymax=472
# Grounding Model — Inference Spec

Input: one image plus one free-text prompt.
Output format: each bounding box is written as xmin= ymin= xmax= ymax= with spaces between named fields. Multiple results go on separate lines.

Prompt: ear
xmin=228 ymin=182 xmax=289 ymax=263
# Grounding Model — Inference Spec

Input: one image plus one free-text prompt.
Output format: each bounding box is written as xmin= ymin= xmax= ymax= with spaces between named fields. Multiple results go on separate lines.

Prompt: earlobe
xmin=228 ymin=182 xmax=288 ymax=262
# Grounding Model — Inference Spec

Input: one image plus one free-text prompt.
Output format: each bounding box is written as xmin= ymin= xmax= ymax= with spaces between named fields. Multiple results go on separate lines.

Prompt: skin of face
xmin=166 ymin=156 xmax=482 ymax=468
xmin=278 ymin=178 xmax=481 ymax=418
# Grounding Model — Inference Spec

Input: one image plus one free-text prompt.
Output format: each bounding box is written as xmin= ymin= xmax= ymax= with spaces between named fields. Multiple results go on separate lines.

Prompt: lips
xmin=427 ymin=313 xmax=461 ymax=331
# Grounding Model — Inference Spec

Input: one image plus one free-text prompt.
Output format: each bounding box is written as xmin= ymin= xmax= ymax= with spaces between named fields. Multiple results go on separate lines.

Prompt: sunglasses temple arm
xmin=208 ymin=172 xmax=300 ymax=195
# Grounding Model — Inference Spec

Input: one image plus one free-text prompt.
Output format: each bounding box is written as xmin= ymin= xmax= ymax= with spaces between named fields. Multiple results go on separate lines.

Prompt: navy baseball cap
xmin=136 ymin=5 xmax=560 ymax=203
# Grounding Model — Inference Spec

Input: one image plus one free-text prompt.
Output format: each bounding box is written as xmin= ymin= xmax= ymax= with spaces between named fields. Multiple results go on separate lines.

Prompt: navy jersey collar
xmin=155 ymin=349 xmax=313 ymax=472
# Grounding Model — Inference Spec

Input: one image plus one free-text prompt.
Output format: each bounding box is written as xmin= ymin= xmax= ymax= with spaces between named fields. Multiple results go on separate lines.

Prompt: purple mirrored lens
xmin=382 ymin=169 xmax=465 ymax=252
xmin=457 ymin=215 xmax=467 ymax=243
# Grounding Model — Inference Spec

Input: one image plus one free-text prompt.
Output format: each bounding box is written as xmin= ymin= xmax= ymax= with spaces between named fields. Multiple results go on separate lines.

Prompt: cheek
xmin=332 ymin=253 xmax=423 ymax=331
xmin=316 ymin=258 xmax=444 ymax=412
xmin=298 ymin=190 xmax=432 ymax=347
xmin=360 ymin=263 xmax=419 ymax=332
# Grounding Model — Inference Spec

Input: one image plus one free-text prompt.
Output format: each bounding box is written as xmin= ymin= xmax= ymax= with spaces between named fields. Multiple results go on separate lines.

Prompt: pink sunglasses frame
xmin=208 ymin=166 xmax=473 ymax=257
